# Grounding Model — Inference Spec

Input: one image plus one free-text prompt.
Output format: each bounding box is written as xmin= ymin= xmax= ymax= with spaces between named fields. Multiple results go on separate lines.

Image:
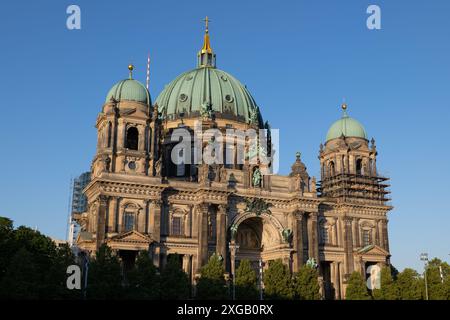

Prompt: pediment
xmin=109 ymin=230 xmax=153 ymax=244
xmin=357 ymin=244 xmax=389 ymax=256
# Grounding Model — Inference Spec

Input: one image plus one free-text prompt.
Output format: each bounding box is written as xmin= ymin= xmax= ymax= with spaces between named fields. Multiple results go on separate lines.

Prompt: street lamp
xmin=420 ymin=253 xmax=429 ymax=300
xmin=229 ymin=242 xmax=240 ymax=300
xmin=258 ymin=258 xmax=264 ymax=300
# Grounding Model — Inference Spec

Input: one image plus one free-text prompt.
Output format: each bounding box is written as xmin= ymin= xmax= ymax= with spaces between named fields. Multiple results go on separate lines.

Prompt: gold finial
xmin=200 ymin=16 xmax=213 ymax=54
xmin=128 ymin=64 xmax=134 ymax=79
xmin=203 ymin=16 xmax=210 ymax=33
xmin=341 ymin=103 xmax=347 ymax=110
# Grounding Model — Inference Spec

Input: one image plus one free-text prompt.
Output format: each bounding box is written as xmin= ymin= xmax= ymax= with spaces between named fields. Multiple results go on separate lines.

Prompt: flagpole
xmin=146 ymin=53 xmax=150 ymax=90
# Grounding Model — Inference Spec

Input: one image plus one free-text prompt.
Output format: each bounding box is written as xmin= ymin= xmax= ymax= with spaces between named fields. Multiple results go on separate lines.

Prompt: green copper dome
xmin=155 ymin=67 xmax=262 ymax=124
xmin=326 ymin=106 xmax=367 ymax=142
xmin=105 ymin=79 xmax=150 ymax=105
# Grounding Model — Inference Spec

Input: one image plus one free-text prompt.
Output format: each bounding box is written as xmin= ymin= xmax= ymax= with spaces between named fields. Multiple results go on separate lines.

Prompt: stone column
xmin=196 ymin=203 xmax=209 ymax=272
xmin=379 ymin=219 xmax=386 ymax=248
xmin=96 ymin=195 xmax=109 ymax=249
xmin=138 ymin=125 xmax=145 ymax=151
xmin=353 ymin=218 xmax=360 ymax=248
xmin=342 ymin=217 xmax=354 ymax=278
xmin=108 ymin=197 xmax=118 ymax=233
xmin=375 ymin=219 xmax=380 ymax=246
xmin=149 ymin=200 xmax=162 ymax=241
xmin=216 ymin=204 xmax=227 ymax=267
xmin=117 ymin=119 xmax=125 ymax=149
xmin=292 ymin=211 xmax=304 ymax=272
xmin=334 ymin=262 xmax=342 ymax=300
xmin=307 ymin=212 xmax=319 ymax=262
xmin=382 ymin=219 xmax=390 ymax=252
xmin=137 ymin=206 xmax=145 ymax=234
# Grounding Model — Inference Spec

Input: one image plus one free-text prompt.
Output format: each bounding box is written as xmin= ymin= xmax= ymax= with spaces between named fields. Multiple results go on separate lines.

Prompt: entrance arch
xmin=229 ymin=212 xmax=288 ymax=272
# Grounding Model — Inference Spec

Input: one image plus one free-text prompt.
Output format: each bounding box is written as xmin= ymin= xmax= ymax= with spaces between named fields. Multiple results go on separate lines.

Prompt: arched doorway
xmin=231 ymin=213 xmax=286 ymax=272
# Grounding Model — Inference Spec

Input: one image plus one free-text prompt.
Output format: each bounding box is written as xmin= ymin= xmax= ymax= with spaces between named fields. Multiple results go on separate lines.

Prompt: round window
xmin=128 ymin=161 xmax=136 ymax=170
xmin=179 ymin=93 xmax=188 ymax=102
xmin=225 ymin=94 xmax=234 ymax=103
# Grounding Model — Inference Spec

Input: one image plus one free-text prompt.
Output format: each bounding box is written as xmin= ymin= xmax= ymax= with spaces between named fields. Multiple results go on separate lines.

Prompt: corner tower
xmin=318 ymin=103 xmax=392 ymax=299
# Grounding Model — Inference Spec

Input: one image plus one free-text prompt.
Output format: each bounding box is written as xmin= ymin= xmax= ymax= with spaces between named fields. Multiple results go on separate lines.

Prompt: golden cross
xmin=203 ymin=16 xmax=211 ymax=32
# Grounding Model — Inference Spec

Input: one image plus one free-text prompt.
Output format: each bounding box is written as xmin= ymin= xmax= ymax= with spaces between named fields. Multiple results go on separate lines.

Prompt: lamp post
xmin=229 ymin=241 xmax=240 ymax=300
xmin=258 ymin=258 xmax=264 ymax=300
xmin=420 ymin=253 xmax=429 ymax=300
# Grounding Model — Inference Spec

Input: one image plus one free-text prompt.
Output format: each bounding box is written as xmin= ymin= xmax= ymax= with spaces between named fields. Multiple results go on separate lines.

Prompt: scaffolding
xmin=318 ymin=173 xmax=391 ymax=205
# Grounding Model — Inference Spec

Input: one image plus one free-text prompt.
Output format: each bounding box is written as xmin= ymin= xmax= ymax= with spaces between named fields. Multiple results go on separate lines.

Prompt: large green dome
xmin=326 ymin=108 xmax=367 ymax=142
xmin=155 ymin=67 xmax=262 ymax=124
xmin=105 ymin=79 xmax=150 ymax=105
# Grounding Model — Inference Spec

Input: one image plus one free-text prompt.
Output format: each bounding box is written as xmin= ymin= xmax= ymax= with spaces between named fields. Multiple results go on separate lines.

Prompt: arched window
xmin=356 ymin=158 xmax=363 ymax=175
xmin=107 ymin=122 xmax=112 ymax=148
xmin=171 ymin=216 xmax=182 ymax=236
xmin=124 ymin=212 xmax=135 ymax=232
xmin=329 ymin=161 xmax=335 ymax=177
xmin=126 ymin=127 xmax=139 ymax=150
xmin=362 ymin=229 xmax=372 ymax=246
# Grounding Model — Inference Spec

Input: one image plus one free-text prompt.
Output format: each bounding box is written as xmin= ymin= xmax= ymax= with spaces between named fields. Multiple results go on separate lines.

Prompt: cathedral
xmin=75 ymin=19 xmax=392 ymax=299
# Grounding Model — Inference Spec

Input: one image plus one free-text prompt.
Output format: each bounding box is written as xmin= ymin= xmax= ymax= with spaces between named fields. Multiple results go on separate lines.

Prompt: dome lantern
xmin=197 ymin=16 xmax=216 ymax=68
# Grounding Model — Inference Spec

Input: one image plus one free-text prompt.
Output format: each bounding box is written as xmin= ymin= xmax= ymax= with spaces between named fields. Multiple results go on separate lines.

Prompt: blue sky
xmin=0 ymin=0 xmax=449 ymax=272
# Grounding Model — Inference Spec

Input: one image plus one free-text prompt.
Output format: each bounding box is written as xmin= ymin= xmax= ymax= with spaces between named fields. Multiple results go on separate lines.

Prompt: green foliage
xmin=0 ymin=221 xmax=77 ymax=299
xmin=196 ymin=254 xmax=228 ymax=300
xmin=372 ymin=266 xmax=399 ymax=300
xmin=160 ymin=254 xmax=190 ymax=299
xmin=294 ymin=265 xmax=321 ymax=300
xmin=425 ymin=259 xmax=449 ymax=300
xmin=87 ymin=244 xmax=123 ymax=299
xmin=126 ymin=251 xmax=160 ymax=299
xmin=396 ymin=268 xmax=422 ymax=300
xmin=345 ymin=271 xmax=371 ymax=300
xmin=263 ymin=259 xmax=294 ymax=300
xmin=235 ymin=259 xmax=258 ymax=300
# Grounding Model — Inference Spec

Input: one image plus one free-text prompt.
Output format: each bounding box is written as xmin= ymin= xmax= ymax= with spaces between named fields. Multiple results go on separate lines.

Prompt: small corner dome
xmin=326 ymin=106 xmax=367 ymax=142
xmin=105 ymin=79 xmax=151 ymax=105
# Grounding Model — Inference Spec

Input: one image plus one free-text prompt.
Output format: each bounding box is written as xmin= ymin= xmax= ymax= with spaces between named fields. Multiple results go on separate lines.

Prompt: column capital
xmin=218 ymin=204 xmax=227 ymax=214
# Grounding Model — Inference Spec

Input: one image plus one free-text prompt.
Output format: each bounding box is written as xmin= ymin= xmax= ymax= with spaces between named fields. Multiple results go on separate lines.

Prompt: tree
xmin=0 ymin=247 xmax=39 ymax=299
xmin=235 ymin=259 xmax=258 ymax=300
xmin=196 ymin=254 xmax=228 ymax=300
xmin=126 ymin=251 xmax=160 ymax=299
xmin=425 ymin=258 xmax=449 ymax=300
xmin=294 ymin=265 xmax=321 ymax=300
xmin=372 ymin=266 xmax=399 ymax=300
xmin=0 ymin=217 xmax=14 ymax=284
xmin=87 ymin=244 xmax=123 ymax=299
xmin=160 ymin=254 xmax=190 ymax=299
xmin=263 ymin=259 xmax=293 ymax=300
xmin=396 ymin=268 xmax=422 ymax=300
xmin=345 ymin=271 xmax=371 ymax=300
xmin=0 ymin=223 xmax=76 ymax=299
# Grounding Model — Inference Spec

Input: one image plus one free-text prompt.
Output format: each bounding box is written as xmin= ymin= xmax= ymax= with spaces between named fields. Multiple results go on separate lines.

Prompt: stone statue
xmin=200 ymin=101 xmax=213 ymax=119
xmin=306 ymin=257 xmax=318 ymax=269
xmin=249 ymin=106 xmax=258 ymax=125
xmin=154 ymin=157 xmax=162 ymax=176
xmin=252 ymin=167 xmax=262 ymax=187
xmin=219 ymin=166 xmax=227 ymax=183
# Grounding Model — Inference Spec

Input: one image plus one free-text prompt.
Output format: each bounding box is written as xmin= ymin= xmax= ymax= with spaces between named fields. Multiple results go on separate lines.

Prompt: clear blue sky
xmin=0 ymin=0 xmax=449 ymax=272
